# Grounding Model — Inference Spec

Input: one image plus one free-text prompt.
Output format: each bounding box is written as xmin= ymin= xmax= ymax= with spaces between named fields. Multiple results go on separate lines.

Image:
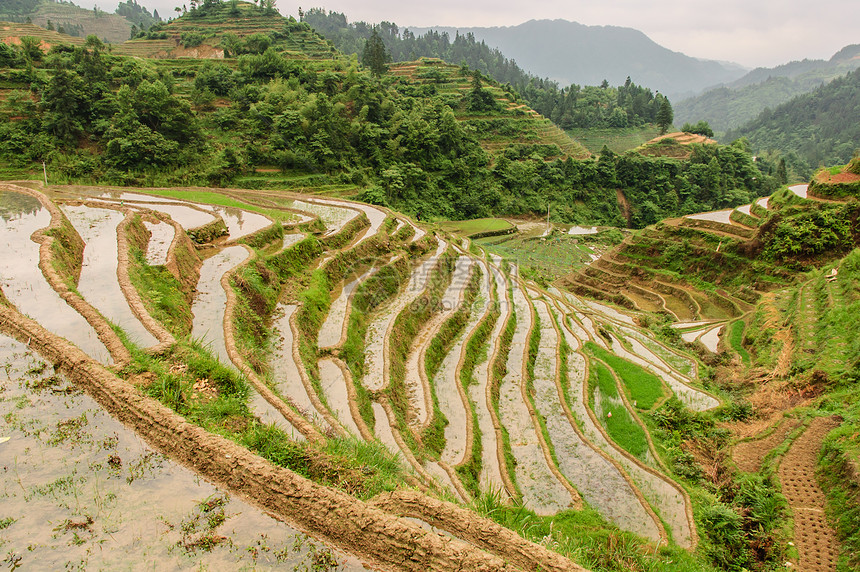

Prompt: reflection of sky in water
xmin=0 ymin=191 xmax=42 ymax=222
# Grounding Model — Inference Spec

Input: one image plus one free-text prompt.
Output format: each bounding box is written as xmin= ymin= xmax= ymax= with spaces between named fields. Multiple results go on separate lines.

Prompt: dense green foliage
xmin=724 ymin=68 xmax=860 ymax=176
xmin=0 ymin=13 xmax=773 ymax=227
xmin=302 ymin=9 xmax=672 ymax=130
xmin=674 ymin=45 xmax=860 ymax=133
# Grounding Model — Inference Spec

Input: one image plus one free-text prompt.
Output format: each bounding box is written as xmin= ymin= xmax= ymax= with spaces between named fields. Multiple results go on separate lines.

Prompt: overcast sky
xmin=84 ymin=0 xmax=858 ymax=68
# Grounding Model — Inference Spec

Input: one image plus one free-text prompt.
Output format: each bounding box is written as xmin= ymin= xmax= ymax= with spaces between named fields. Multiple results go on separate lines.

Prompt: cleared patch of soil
xmin=733 ymin=418 xmax=802 ymax=473
xmin=779 ymin=417 xmax=841 ymax=571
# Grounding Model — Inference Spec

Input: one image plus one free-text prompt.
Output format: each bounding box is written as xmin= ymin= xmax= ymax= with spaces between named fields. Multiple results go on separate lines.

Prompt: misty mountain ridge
xmin=675 ymin=44 xmax=860 ymax=132
xmin=407 ymin=19 xmax=748 ymax=100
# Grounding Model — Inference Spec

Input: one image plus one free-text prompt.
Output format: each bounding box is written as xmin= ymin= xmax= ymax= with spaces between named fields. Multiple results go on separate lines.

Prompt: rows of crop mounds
xmin=0 ymin=181 xmax=725 ymax=564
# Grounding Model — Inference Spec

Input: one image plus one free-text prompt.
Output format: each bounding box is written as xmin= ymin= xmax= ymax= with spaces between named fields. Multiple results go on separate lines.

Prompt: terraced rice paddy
xmin=0 ymin=181 xmax=730 ymax=566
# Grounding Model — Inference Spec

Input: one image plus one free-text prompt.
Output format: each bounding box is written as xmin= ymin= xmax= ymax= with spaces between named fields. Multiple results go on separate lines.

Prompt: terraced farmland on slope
xmin=0 ymin=180 xmax=747 ymax=569
xmin=389 ymin=58 xmax=590 ymax=161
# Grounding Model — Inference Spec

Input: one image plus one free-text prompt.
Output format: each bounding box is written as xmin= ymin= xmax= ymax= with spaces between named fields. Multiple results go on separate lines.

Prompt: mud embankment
xmin=0 ymin=303 xmax=585 ymax=572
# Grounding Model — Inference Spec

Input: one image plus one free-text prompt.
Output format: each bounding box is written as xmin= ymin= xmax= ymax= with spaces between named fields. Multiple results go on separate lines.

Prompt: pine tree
xmin=362 ymin=29 xmax=388 ymax=77
xmin=656 ymin=98 xmax=674 ymax=135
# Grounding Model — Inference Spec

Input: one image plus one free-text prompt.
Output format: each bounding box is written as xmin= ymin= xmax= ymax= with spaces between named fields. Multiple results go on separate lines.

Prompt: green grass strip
xmin=585 ymin=341 xmax=665 ymax=410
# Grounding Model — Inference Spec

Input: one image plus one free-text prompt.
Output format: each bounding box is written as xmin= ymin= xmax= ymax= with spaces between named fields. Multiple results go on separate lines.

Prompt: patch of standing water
xmin=669 ymin=320 xmax=713 ymax=330
xmin=371 ymin=402 xmax=400 ymax=458
xmin=686 ymin=209 xmax=734 ymax=225
xmin=269 ymin=304 xmax=322 ymax=424
xmin=139 ymin=203 xmax=216 ymax=230
xmin=191 ymin=247 xmax=299 ymax=436
xmin=681 ymin=327 xmax=709 ymax=343
xmin=0 ymin=194 xmax=110 ymax=363
xmin=498 ymin=279 xmax=571 ymax=515
xmin=212 ymin=205 xmax=272 ymax=240
xmin=613 ymin=334 xmax=717 ymax=412
xmin=699 ymin=325 xmax=724 ymax=353
xmin=404 ymin=256 xmax=472 ymax=427
xmin=584 ymin=299 xmax=636 ymax=325
xmin=578 ymin=351 xmax=692 ymax=546
xmin=143 ymin=221 xmax=174 ymax=266
xmin=789 ymin=184 xmax=808 ymax=198
xmin=311 ymin=199 xmax=386 ymax=247
xmin=281 ymin=232 xmax=305 ymax=251
xmin=468 ymin=257 xmax=508 ymax=491
xmin=552 ymin=311 xmax=660 ymax=540
xmin=317 ymin=358 xmax=362 ymax=436
xmin=568 ymin=226 xmax=598 ymax=235
xmin=290 ymin=200 xmax=358 ymax=236
xmin=436 ymin=260 xmax=489 ymax=466
xmin=737 ymin=204 xmax=752 ymax=215
xmin=61 ymin=205 xmax=158 ymax=348
xmin=757 ymin=196 xmax=770 ymax=209
xmin=318 ymin=267 xmax=377 ymax=350
xmin=0 ymin=334 xmax=362 ymax=570
xmin=362 ymin=238 xmax=446 ymax=392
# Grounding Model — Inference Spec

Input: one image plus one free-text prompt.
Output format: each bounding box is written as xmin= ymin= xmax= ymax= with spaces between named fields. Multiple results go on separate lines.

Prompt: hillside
xmin=723 ymin=67 xmax=860 ymax=176
xmin=114 ymin=3 xmax=336 ymax=59
xmin=408 ymin=19 xmax=747 ymax=100
xmin=0 ymin=0 xmax=138 ymax=42
xmin=303 ymin=9 xmax=672 ymax=133
xmin=0 ymin=11 xmax=776 ymax=226
xmin=675 ymin=44 xmax=860 ymax=132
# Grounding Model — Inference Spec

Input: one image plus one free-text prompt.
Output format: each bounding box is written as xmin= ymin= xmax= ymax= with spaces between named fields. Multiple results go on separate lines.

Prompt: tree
xmin=362 ymin=28 xmax=388 ymax=77
xmin=681 ymin=120 xmax=713 ymax=138
xmin=776 ymin=157 xmax=788 ymax=184
xmin=656 ymin=98 xmax=673 ymax=135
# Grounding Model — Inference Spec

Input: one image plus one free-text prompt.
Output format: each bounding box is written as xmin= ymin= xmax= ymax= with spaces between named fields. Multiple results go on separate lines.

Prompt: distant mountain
xmin=675 ymin=45 xmax=860 ymax=132
xmin=407 ymin=19 xmax=747 ymax=100
xmin=724 ymin=67 xmax=860 ymax=176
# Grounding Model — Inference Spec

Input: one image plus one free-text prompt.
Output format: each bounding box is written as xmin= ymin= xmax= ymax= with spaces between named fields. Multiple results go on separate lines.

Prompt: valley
xmin=1 ymin=4 xmax=860 ymax=571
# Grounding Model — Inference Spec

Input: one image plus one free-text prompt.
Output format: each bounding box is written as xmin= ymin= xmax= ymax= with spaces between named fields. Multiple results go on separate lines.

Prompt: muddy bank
xmin=0 ymin=303 xmax=563 ymax=571
xmin=0 ymin=333 xmax=362 ymax=570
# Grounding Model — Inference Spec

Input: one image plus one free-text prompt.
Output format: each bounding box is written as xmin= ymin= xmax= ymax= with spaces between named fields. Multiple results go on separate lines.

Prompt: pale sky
xmin=82 ymin=0 xmax=858 ymax=69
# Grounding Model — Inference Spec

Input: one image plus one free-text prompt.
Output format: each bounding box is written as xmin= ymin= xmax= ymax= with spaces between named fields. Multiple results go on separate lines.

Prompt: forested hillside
xmin=303 ymin=9 xmax=671 ymax=131
xmin=0 ymin=4 xmax=776 ymax=226
xmin=724 ymin=68 xmax=860 ymax=176
xmin=675 ymin=45 xmax=860 ymax=132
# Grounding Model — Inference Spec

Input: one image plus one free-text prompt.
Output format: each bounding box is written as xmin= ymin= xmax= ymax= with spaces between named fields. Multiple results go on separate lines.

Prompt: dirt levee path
xmin=779 ymin=416 xmax=841 ymax=572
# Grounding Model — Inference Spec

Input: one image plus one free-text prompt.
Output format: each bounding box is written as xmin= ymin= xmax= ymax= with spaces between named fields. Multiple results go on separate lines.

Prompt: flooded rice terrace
xmin=0 ymin=181 xmax=734 ymax=566
xmin=0 ymin=334 xmax=363 ymax=571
